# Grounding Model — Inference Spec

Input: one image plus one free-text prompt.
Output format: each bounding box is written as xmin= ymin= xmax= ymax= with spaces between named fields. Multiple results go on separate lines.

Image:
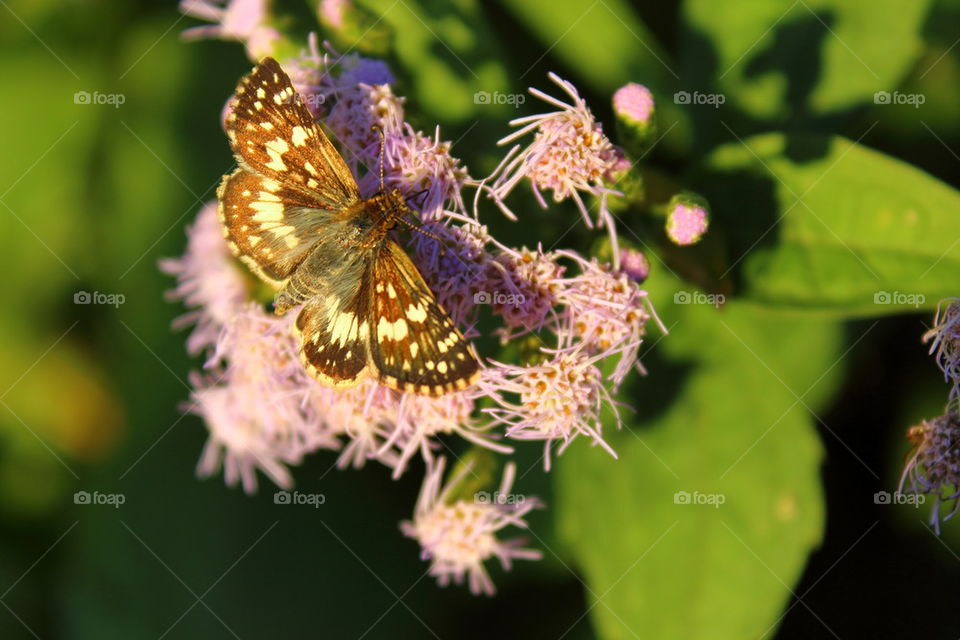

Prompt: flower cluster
xmin=900 ymin=299 xmax=960 ymax=533
xmin=171 ymin=1 xmax=674 ymax=594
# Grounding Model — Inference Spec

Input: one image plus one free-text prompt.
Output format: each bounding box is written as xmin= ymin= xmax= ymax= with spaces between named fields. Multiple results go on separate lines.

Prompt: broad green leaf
xmin=556 ymin=294 xmax=841 ymax=639
xmin=682 ymin=0 xmax=932 ymax=121
xmin=695 ymin=133 xmax=960 ymax=314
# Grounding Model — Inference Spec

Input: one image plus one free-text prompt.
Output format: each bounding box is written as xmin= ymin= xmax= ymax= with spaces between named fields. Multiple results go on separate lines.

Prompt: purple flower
xmin=326 ymin=81 xmax=405 ymax=167
xmin=555 ymin=251 xmax=663 ymax=386
xmin=192 ymin=305 xmax=338 ymax=493
xmin=924 ymin=298 xmax=960 ymax=402
xmin=479 ymin=346 xmax=620 ymax=470
xmin=666 ymin=199 xmax=709 ymax=246
xmin=180 ymin=0 xmax=280 ymax=60
xmin=613 ymin=82 xmax=654 ymax=125
xmin=619 ymin=247 xmax=650 ymax=283
xmin=400 ymin=457 xmax=542 ymax=595
xmin=159 ymin=201 xmax=248 ymax=355
xmin=899 ymin=414 xmax=960 ymax=534
xmin=484 ymin=246 xmax=565 ymax=338
xmin=361 ymin=124 xmax=468 ymax=217
xmin=491 ymin=73 xmax=622 ymax=259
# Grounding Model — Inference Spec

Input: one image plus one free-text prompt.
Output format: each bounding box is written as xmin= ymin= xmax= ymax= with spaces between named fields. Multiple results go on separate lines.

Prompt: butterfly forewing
xmin=218 ymin=168 xmax=338 ymax=285
xmin=371 ymin=240 xmax=480 ymax=395
xmin=226 ymin=56 xmax=360 ymax=208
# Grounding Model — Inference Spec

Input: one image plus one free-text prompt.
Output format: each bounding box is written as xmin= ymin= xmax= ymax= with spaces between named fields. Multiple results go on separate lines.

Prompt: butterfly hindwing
xmin=370 ymin=240 xmax=480 ymax=395
xmin=226 ymin=57 xmax=360 ymax=209
xmin=294 ymin=261 xmax=373 ymax=388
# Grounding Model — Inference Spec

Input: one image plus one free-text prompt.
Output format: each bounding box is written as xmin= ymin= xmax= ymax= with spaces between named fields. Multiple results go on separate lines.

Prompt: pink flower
xmin=159 ymin=202 xmax=247 ymax=355
xmin=666 ymin=201 xmax=709 ymax=246
xmin=326 ymin=81 xmax=405 ymax=168
xmin=619 ymin=247 xmax=650 ymax=283
xmin=613 ymin=82 xmax=654 ymax=125
xmin=924 ymin=298 xmax=960 ymax=402
xmin=192 ymin=305 xmax=338 ymax=493
xmin=479 ymin=346 xmax=621 ymax=470
xmin=491 ymin=73 xmax=622 ymax=257
xmin=900 ymin=414 xmax=960 ymax=534
xmin=555 ymin=252 xmax=662 ymax=385
xmin=401 ymin=457 xmax=541 ymax=595
xmin=360 ymin=124 xmax=468 ymax=218
xmin=179 ymin=0 xmax=280 ymax=60
xmin=484 ymin=246 xmax=565 ymax=338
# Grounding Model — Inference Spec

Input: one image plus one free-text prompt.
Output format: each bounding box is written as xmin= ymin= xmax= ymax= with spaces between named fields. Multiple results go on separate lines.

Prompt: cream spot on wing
xmin=291 ymin=126 xmax=310 ymax=147
xmin=261 ymin=121 xmax=274 ymax=130
xmin=386 ymin=283 xmax=397 ymax=299
xmin=436 ymin=361 xmax=448 ymax=375
xmin=258 ymin=190 xmax=281 ymax=202
xmin=284 ymin=235 xmax=299 ymax=248
xmin=248 ymin=235 xmax=262 ymax=247
xmin=409 ymin=342 xmax=419 ymax=358
xmin=250 ymin=200 xmax=284 ymax=221
xmin=256 ymin=88 xmax=266 ymax=99
xmin=426 ymin=361 xmax=435 ymax=370
xmin=264 ymin=138 xmax=289 ymax=171
xmin=329 ymin=311 xmax=358 ymax=346
xmin=377 ymin=317 xmax=408 ymax=341
xmin=406 ymin=302 xmax=427 ymax=323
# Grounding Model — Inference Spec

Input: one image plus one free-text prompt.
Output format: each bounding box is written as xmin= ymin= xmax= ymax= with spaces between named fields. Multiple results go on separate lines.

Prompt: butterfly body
xmin=217 ymin=58 xmax=480 ymax=396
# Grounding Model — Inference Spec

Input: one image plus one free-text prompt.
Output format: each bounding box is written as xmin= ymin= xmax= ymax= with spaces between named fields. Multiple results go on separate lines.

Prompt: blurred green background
xmin=2 ymin=0 xmax=959 ymax=638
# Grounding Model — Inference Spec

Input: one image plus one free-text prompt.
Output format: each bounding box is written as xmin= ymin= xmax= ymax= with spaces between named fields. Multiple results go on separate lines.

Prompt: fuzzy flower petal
xmin=401 ymin=457 xmax=541 ymax=595
xmin=159 ymin=201 xmax=248 ymax=355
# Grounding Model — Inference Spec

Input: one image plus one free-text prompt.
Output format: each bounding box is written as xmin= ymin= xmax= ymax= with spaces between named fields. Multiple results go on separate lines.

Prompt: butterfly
xmin=217 ymin=57 xmax=480 ymax=396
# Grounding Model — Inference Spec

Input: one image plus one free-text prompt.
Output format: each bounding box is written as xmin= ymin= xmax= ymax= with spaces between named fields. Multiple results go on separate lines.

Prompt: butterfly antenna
xmin=376 ymin=126 xmax=387 ymax=193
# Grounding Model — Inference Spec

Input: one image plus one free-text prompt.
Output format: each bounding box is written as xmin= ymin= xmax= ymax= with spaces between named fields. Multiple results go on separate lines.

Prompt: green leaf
xmin=695 ymin=133 xmax=960 ymax=314
xmin=555 ymin=295 xmax=842 ymax=640
xmin=682 ymin=0 xmax=932 ymax=121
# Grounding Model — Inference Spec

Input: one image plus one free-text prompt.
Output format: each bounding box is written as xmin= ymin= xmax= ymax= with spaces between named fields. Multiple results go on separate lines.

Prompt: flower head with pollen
xmin=485 ymin=246 xmax=565 ymax=338
xmin=900 ymin=414 xmax=960 ymax=534
xmin=924 ymin=298 xmax=960 ymax=401
xmin=192 ymin=305 xmax=338 ymax=493
xmin=491 ymin=73 xmax=623 ymax=252
xmin=401 ymin=457 xmax=541 ymax=595
xmin=480 ymin=346 xmax=619 ymax=470
xmin=556 ymin=252 xmax=661 ymax=385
